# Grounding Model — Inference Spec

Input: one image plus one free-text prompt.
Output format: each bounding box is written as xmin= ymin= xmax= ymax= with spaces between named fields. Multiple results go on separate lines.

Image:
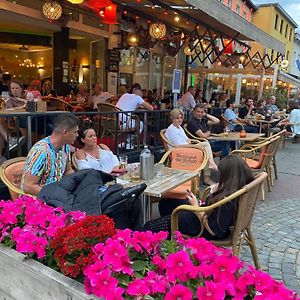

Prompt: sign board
xmin=172 ymin=69 xmax=182 ymax=94
xmin=107 ymin=49 xmax=120 ymax=73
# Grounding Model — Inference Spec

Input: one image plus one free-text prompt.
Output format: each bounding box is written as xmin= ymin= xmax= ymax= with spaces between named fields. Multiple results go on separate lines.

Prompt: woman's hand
xmin=186 ymin=190 xmax=199 ymax=207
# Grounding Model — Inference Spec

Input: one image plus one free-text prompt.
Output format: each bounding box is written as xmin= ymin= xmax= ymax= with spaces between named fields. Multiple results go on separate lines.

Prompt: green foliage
xmin=262 ymin=88 xmax=288 ymax=109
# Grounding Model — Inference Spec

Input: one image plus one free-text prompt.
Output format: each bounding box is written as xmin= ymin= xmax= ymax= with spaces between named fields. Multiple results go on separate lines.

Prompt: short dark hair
xmin=288 ymin=99 xmax=299 ymax=110
xmin=53 ymin=114 xmax=79 ymax=133
xmin=187 ymin=85 xmax=194 ymax=91
xmin=193 ymin=103 xmax=206 ymax=110
xmin=226 ymin=99 xmax=235 ymax=108
xmin=129 ymin=83 xmax=141 ymax=93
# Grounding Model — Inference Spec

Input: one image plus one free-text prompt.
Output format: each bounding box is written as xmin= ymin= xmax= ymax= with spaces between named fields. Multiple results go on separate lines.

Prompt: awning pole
xmin=235 ymin=64 xmax=243 ymax=105
xmin=272 ymin=64 xmax=279 ymax=90
xmin=258 ymin=69 xmax=265 ymax=99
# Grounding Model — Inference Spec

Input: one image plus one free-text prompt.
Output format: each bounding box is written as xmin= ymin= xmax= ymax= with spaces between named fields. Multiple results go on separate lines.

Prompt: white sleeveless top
xmin=75 ymin=146 xmax=119 ymax=174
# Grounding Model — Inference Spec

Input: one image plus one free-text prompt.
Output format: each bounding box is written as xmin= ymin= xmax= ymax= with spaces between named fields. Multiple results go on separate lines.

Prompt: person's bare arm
xmin=195 ymin=128 xmax=210 ymax=139
xmin=23 ymin=172 xmax=42 ymax=196
xmin=141 ymin=101 xmax=153 ymax=110
xmin=206 ymin=114 xmax=220 ymax=126
xmin=64 ymin=161 xmax=74 ymax=176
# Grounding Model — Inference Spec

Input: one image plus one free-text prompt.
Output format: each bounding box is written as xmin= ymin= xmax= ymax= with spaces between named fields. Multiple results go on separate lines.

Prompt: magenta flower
xmin=145 ymin=271 xmax=167 ymax=294
xmin=197 ymin=281 xmax=226 ymax=300
xmin=165 ymin=284 xmax=193 ymax=300
xmin=102 ymin=239 xmax=133 ymax=275
xmin=166 ymin=250 xmax=195 ymax=282
xmin=0 ymin=202 xmax=22 ymax=224
xmin=127 ymin=278 xmax=151 ymax=297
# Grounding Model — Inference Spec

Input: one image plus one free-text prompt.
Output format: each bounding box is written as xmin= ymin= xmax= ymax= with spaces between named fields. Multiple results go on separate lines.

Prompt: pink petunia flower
xmin=197 ymin=281 xmax=226 ymax=300
xmin=165 ymin=284 xmax=193 ymax=300
xmin=127 ymin=278 xmax=151 ymax=297
xmin=166 ymin=250 xmax=194 ymax=282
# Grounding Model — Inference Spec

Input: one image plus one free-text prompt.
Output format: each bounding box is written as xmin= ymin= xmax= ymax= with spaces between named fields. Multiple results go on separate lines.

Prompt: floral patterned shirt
xmin=21 ymin=136 xmax=70 ymax=189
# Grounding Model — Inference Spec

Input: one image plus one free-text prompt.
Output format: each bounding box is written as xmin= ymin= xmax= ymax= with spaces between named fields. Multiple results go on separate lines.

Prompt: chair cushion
xmin=5 ymin=162 xmax=25 ymax=188
xmin=163 ymin=181 xmax=191 ymax=199
xmin=244 ymin=146 xmax=267 ymax=169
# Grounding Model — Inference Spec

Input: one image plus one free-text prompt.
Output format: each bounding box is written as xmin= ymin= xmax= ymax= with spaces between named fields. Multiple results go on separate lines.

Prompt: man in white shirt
xmin=116 ymin=83 xmax=153 ymax=149
xmin=179 ymin=86 xmax=196 ymax=109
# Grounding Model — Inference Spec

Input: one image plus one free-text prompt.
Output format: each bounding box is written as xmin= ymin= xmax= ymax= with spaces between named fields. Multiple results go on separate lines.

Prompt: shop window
xmin=274 ymin=14 xmax=278 ymax=30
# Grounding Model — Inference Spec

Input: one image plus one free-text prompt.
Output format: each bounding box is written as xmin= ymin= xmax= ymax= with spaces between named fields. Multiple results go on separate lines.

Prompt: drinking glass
xmin=223 ymin=126 xmax=230 ymax=137
xmin=155 ymin=163 xmax=164 ymax=177
xmin=119 ymin=155 xmax=128 ymax=170
xmin=1 ymin=91 xmax=9 ymax=101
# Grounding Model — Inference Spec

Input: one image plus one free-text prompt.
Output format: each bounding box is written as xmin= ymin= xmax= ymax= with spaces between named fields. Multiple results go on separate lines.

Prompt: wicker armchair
xmin=231 ymin=135 xmax=281 ymax=195
xmin=158 ymin=146 xmax=208 ymax=199
xmin=171 ymin=172 xmax=268 ymax=269
xmin=183 ymin=124 xmax=208 ymax=142
xmin=0 ymin=157 xmax=34 ymax=200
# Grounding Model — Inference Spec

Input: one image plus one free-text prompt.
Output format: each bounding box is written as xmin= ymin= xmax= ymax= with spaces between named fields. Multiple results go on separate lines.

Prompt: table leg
xmin=141 ymin=194 xmax=151 ymax=224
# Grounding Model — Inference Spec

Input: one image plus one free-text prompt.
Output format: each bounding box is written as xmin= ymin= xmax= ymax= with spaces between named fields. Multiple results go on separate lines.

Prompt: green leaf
xmin=132 ymin=260 xmax=148 ymax=272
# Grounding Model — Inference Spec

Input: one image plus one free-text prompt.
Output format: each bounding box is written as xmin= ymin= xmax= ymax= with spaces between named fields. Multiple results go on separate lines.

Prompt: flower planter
xmin=0 ymin=245 xmax=96 ymax=300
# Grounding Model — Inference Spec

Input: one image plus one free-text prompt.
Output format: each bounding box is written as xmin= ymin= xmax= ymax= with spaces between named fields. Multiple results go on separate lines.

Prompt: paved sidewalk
xmin=240 ymin=140 xmax=300 ymax=293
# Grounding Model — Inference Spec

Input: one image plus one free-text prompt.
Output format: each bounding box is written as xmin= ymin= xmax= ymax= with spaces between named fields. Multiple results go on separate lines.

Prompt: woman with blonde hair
xmin=165 ymin=108 xmax=217 ymax=184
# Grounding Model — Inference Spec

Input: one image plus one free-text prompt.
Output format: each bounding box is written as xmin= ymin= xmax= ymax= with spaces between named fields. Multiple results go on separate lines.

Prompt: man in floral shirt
xmin=22 ymin=114 xmax=79 ymax=196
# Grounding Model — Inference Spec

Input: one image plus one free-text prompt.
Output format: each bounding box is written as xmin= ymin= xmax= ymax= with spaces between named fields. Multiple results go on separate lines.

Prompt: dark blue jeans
xmin=209 ymin=140 xmax=231 ymax=158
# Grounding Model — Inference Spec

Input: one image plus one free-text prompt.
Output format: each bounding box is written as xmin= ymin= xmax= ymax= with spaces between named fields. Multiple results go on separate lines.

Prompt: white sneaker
xmin=8 ymin=136 xmax=26 ymax=151
xmin=125 ymin=143 xmax=135 ymax=150
xmin=118 ymin=142 xmax=126 ymax=148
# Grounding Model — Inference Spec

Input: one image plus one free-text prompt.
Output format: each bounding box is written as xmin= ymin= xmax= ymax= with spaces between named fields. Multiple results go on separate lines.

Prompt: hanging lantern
xmin=184 ymin=46 xmax=194 ymax=56
xmin=88 ymin=0 xmax=112 ymax=11
xmin=103 ymin=4 xmax=118 ymax=24
xmin=67 ymin=0 xmax=84 ymax=4
xmin=149 ymin=23 xmax=167 ymax=39
xmin=42 ymin=1 xmax=62 ymax=21
xmin=223 ymin=39 xmax=234 ymax=54
xmin=128 ymin=33 xmax=139 ymax=47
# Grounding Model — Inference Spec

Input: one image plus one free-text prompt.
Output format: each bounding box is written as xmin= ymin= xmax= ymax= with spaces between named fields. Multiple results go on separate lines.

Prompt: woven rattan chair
xmin=171 ymin=172 xmax=268 ymax=269
xmin=0 ymin=157 xmax=34 ymax=200
xmin=221 ymin=114 xmax=244 ymax=131
xmin=240 ymin=129 xmax=286 ymax=180
xmin=183 ymin=123 xmax=208 ymax=142
xmin=158 ymin=146 xmax=208 ymax=199
xmin=160 ymin=128 xmax=200 ymax=151
xmin=231 ymin=135 xmax=281 ymax=196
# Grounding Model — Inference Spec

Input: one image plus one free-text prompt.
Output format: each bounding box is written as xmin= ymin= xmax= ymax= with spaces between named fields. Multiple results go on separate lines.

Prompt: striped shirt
xmin=22 ymin=136 xmax=70 ymax=188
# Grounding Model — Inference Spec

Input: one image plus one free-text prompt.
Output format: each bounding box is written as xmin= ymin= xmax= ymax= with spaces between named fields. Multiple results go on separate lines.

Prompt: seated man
xmin=187 ymin=104 xmax=230 ymax=158
xmin=224 ymin=99 xmax=259 ymax=133
xmin=21 ymin=114 xmax=79 ymax=195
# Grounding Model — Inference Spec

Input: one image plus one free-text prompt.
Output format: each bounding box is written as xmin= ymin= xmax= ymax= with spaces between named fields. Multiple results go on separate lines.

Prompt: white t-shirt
xmin=75 ymin=147 xmax=119 ymax=174
xmin=92 ymin=92 xmax=113 ymax=109
xmin=165 ymin=124 xmax=189 ymax=147
xmin=289 ymin=108 xmax=300 ymax=135
xmin=179 ymin=92 xmax=196 ymax=109
xmin=116 ymin=93 xmax=144 ymax=123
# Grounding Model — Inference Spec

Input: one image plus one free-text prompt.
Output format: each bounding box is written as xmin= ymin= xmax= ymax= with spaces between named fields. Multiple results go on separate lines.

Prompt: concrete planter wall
xmin=0 ymin=245 xmax=96 ymax=300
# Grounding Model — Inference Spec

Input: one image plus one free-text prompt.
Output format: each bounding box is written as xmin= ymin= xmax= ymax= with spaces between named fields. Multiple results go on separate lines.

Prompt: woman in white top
xmin=165 ymin=109 xmax=218 ymax=184
xmin=278 ymin=99 xmax=300 ymax=136
xmin=74 ymin=128 xmax=119 ymax=173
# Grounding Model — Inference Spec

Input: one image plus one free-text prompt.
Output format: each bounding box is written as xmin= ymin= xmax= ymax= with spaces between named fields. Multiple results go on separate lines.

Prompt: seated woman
xmin=41 ymin=80 xmax=57 ymax=97
xmin=74 ymin=128 xmax=119 ymax=173
xmin=255 ymin=99 xmax=268 ymax=117
xmin=144 ymin=155 xmax=254 ymax=239
xmin=165 ymin=108 xmax=217 ymax=184
xmin=5 ymin=80 xmax=27 ymax=109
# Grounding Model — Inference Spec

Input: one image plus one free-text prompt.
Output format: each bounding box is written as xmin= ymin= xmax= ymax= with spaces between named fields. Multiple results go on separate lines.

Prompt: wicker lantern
xmin=128 ymin=33 xmax=139 ymax=47
xmin=67 ymin=0 xmax=84 ymax=3
xmin=42 ymin=1 xmax=62 ymax=20
xmin=149 ymin=23 xmax=166 ymax=39
xmin=184 ymin=46 xmax=194 ymax=56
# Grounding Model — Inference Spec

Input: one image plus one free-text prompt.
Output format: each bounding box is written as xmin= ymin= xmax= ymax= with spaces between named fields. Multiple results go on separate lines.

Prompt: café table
xmin=117 ymin=166 xmax=199 ymax=223
xmin=208 ymin=132 xmax=265 ymax=142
